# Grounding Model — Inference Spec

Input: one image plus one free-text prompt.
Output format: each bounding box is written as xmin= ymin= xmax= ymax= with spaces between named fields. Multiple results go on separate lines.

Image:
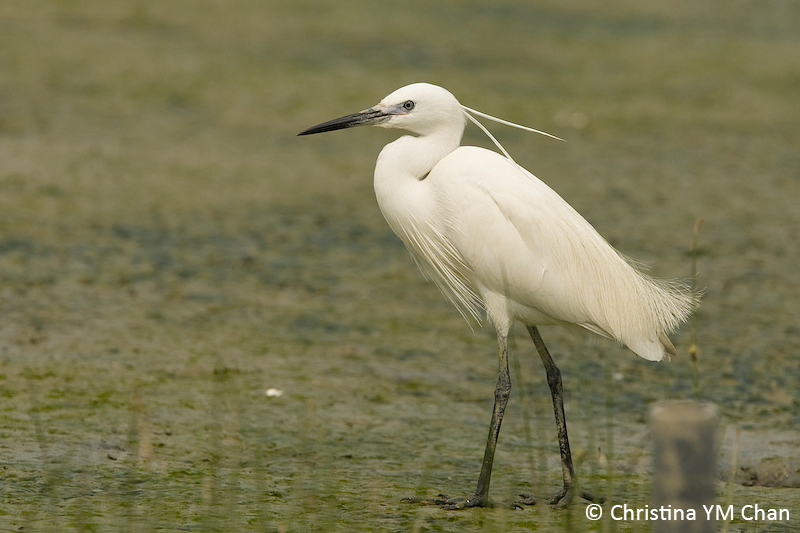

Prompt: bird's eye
xmin=402 ymin=100 xmax=415 ymax=111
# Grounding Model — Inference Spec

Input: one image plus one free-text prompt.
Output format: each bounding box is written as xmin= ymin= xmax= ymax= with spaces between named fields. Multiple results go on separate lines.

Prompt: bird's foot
xmin=403 ymin=493 xmax=536 ymax=510
xmin=402 ymin=493 xmax=491 ymax=510
xmin=547 ymin=486 xmax=604 ymax=508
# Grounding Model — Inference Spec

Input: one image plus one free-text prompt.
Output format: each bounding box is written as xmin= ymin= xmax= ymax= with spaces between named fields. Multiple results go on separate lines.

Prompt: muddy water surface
xmin=1 ymin=1 xmax=799 ymax=531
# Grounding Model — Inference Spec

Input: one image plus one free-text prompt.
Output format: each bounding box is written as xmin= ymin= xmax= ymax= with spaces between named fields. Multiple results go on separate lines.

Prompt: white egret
xmin=298 ymin=83 xmax=698 ymax=509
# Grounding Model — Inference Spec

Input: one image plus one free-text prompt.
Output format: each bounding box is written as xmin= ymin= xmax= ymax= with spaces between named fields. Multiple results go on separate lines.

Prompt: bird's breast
xmin=373 ymin=153 xmax=482 ymax=322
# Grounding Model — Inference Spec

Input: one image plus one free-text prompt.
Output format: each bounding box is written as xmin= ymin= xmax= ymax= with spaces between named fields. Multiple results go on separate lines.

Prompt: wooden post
xmin=651 ymin=401 xmax=718 ymax=533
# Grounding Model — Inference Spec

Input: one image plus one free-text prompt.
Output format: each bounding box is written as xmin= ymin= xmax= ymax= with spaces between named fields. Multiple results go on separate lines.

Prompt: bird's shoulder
xmin=433 ymin=146 xmax=521 ymax=182
xmin=428 ymin=146 xmax=575 ymax=224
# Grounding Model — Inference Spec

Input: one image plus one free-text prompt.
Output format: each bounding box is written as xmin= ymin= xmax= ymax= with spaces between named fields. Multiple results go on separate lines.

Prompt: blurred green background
xmin=1 ymin=0 xmax=799 ymax=531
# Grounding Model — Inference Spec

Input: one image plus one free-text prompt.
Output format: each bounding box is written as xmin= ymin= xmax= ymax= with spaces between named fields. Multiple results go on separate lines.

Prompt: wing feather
xmin=429 ymin=147 xmax=698 ymax=361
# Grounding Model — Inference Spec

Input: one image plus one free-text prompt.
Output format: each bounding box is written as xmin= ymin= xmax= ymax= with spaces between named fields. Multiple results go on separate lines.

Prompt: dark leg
xmin=403 ymin=331 xmax=512 ymax=509
xmin=527 ymin=325 xmax=602 ymax=507
xmin=467 ymin=330 xmax=512 ymax=508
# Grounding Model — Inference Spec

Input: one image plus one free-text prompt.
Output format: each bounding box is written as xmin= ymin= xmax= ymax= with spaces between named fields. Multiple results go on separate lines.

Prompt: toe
xmin=581 ymin=489 xmax=604 ymax=504
xmin=548 ymin=488 xmax=574 ymax=508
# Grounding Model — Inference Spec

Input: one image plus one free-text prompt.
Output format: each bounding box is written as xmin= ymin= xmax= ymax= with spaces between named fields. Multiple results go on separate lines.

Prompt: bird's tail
xmin=659 ymin=331 xmax=678 ymax=362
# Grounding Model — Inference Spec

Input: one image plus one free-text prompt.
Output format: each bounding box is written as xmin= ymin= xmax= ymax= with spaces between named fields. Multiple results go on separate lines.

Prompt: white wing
xmin=428 ymin=146 xmax=696 ymax=361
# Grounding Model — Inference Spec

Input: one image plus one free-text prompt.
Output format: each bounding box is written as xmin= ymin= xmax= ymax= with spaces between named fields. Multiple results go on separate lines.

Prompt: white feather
xmin=369 ymin=83 xmax=698 ymax=362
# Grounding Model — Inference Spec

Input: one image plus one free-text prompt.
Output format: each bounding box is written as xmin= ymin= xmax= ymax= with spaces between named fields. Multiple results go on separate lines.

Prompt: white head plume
xmin=461 ymin=105 xmax=564 ymax=165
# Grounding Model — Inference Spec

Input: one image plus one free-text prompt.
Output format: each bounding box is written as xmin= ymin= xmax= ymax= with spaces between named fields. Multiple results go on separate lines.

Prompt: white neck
xmin=372 ymin=130 xmax=459 ymax=247
xmin=376 ymin=128 xmax=461 ymax=181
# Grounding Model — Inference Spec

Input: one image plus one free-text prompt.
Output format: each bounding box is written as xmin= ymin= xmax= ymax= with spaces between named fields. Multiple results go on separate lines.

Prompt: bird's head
xmin=298 ymin=83 xmax=466 ymax=138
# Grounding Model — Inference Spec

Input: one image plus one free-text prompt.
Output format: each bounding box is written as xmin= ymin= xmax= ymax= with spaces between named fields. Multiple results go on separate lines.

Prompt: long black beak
xmin=298 ymin=106 xmax=391 ymax=136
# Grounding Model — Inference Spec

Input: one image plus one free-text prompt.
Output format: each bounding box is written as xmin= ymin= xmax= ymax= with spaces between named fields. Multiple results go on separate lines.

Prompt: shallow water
xmin=1 ymin=1 xmax=799 ymax=531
